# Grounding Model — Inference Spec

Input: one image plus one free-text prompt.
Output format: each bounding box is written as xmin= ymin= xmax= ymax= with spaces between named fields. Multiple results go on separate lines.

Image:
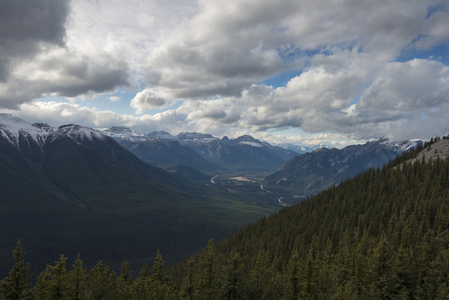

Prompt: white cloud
xmin=109 ymin=96 xmax=121 ymax=102
xmin=358 ymin=59 xmax=449 ymax=112
xmin=130 ymin=89 xmax=176 ymax=114
xmin=2 ymin=0 xmax=449 ymax=146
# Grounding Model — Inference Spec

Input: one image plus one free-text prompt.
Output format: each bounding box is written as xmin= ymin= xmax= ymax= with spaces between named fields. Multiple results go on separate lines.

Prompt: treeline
xmin=0 ymin=241 xmax=176 ymax=299
xmin=2 ymin=143 xmax=449 ymax=299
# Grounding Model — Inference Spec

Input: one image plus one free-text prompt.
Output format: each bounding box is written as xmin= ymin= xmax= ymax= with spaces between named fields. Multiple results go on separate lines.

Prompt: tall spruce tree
xmin=0 ymin=240 xmax=33 ymax=300
xmin=34 ymin=254 xmax=68 ymax=300
xmin=66 ymin=255 xmax=87 ymax=300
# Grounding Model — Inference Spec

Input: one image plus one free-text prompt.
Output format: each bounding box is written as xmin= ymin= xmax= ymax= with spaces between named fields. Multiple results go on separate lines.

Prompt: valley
xmin=0 ymin=114 xmax=426 ymax=283
xmin=0 ymin=114 xmax=275 ymax=278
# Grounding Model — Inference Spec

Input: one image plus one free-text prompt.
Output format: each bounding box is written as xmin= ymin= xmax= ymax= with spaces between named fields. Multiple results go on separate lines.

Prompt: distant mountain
xmin=0 ymin=114 xmax=272 ymax=277
xmin=185 ymin=135 xmax=298 ymax=172
xmin=104 ymin=127 xmax=221 ymax=173
xmin=264 ymin=138 xmax=420 ymax=195
xmin=104 ymin=128 xmax=298 ymax=174
xmin=276 ymin=143 xmax=320 ymax=154
xmin=175 ymin=132 xmax=216 ymax=142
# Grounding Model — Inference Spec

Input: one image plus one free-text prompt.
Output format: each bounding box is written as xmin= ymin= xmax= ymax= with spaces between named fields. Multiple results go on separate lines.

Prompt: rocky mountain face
xmin=405 ymin=137 xmax=449 ymax=164
xmin=264 ymin=138 xmax=421 ymax=195
xmin=104 ymin=127 xmax=298 ymax=174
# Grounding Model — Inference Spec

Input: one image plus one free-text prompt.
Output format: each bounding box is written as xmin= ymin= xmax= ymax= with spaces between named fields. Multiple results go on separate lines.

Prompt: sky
xmin=1 ymin=0 xmax=449 ymax=148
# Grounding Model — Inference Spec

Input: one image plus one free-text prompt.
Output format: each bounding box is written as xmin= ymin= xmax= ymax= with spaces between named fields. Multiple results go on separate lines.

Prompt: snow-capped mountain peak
xmin=56 ymin=124 xmax=105 ymax=142
xmin=103 ymin=126 xmax=148 ymax=142
xmin=379 ymin=137 xmax=421 ymax=153
xmin=0 ymin=114 xmax=114 ymax=148
xmin=146 ymin=131 xmax=175 ymax=140
xmin=0 ymin=113 xmax=49 ymax=146
xmin=175 ymin=132 xmax=217 ymax=142
xmin=236 ymin=135 xmax=263 ymax=147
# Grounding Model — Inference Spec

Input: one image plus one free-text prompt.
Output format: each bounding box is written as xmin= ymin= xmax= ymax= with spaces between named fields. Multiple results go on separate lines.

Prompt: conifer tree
xmin=0 ymin=240 xmax=33 ymax=300
xmin=85 ymin=261 xmax=115 ymax=300
xmin=179 ymin=257 xmax=195 ymax=299
xmin=151 ymin=250 xmax=167 ymax=285
xmin=285 ymin=251 xmax=300 ymax=300
xmin=138 ymin=263 xmax=150 ymax=281
xmin=35 ymin=254 xmax=68 ymax=300
xmin=249 ymin=248 xmax=270 ymax=299
xmin=116 ymin=260 xmax=133 ymax=299
xmin=221 ymin=252 xmax=244 ymax=300
xmin=119 ymin=260 xmax=132 ymax=286
xmin=66 ymin=255 xmax=87 ymax=300
xmin=148 ymin=250 xmax=175 ymax=300
xmin=194 ymin=240 xmax=220 ymax=300
xmin=133 ymin=263 xmax=152 ymax=299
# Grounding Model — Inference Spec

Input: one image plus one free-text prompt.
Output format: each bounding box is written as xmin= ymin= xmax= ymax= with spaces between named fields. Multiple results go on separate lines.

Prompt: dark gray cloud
xmin=0 ymin=0 xmax=130 ymax=110
xmin=0 ymin=0 xmax=69 ymax=82
xmin=0 ymin=0 xmax=68 ymax=42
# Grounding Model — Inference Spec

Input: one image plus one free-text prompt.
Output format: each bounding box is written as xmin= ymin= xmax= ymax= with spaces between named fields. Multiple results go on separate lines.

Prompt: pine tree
xmin=119 ymin=260 xmax=132 ymax=286
xmin=35 ymin=254 xmax=68 ymax=300
xmin=249 ymin=248 xmax=270 ymax=299
xmin=221 ymin=252 xmax=245 ymax=300
xmin=138 ymin=263 xmax=150 ymax=281
xmin=133 ymin=262 xmax=151 ymax=299
xmin=66 ymin=255 xmax=87 ymax=300
xmin=0 ymin=240 xmax=33 ymax=300
xmin=179 ymin=257 xmax=195 ymax=299
xmin=147 ymin=250 xmax=176 ymax=300
xmin=85 ymin=261 xmax=115 ymax=300
xmin=151 ymin=250 xmax=167 ymax=285
xmin=194 ymin=240 xmax=220 ymax=300
xmin=116 ymin=260 xmax=133 ymax=299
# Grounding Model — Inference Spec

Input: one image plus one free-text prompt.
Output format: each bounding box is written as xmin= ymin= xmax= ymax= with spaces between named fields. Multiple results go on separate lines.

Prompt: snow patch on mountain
xmin=103 ymin=126 xmax=148 ymax=142
xmin=0 ymin=113 xmax=49 ymax=146
xmin=176 ymin=132 xmax=217 ymax=143
xmin=239 ymin=141 xmax=263 ymax=147
xmin=147 ymin=131 xmax=175 ymax=140
xmin=57 ymin=124 xmax=105 ymax=142
xmin=0 ymin=114 xmax=111 ymax=147
xmin=379 ymin=137 xmax=421 ymax=153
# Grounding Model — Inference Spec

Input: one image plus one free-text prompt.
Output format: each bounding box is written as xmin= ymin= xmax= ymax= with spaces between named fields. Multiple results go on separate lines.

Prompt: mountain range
xmin=264 ymin=138 xmax=420 ymax=195
xmin=103 ymin=126 xmax=298 ymax=174
xmin=0 ymin=114 xmax=272 ymax=277
xmin=0 ymin=113 xmax=424 ymax=278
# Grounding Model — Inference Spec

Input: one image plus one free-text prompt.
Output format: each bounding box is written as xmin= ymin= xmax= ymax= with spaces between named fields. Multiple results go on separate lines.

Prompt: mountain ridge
xmin=264 ymin=137 xmax=421 ymax=195
xmin=104 ymin=126 xmax=298 ymax=174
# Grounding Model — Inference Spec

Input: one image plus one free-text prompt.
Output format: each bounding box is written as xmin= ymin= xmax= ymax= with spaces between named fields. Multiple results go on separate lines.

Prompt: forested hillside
xmin=2 ymin=138 xmax=449 ymax=299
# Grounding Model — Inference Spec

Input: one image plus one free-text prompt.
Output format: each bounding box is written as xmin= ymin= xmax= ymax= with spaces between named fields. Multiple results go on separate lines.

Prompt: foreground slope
xmin=0 ymin=114 xmax=272 ymax=277
xmin=167 ymin=137 xmax=449 ymax=298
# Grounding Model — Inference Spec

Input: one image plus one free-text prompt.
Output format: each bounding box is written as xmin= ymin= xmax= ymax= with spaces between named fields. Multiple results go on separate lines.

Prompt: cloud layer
xmin=2 ymin=0 xmax=449 ymax=146
xmin=0 ymin=0 xmax=129 ymax=109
